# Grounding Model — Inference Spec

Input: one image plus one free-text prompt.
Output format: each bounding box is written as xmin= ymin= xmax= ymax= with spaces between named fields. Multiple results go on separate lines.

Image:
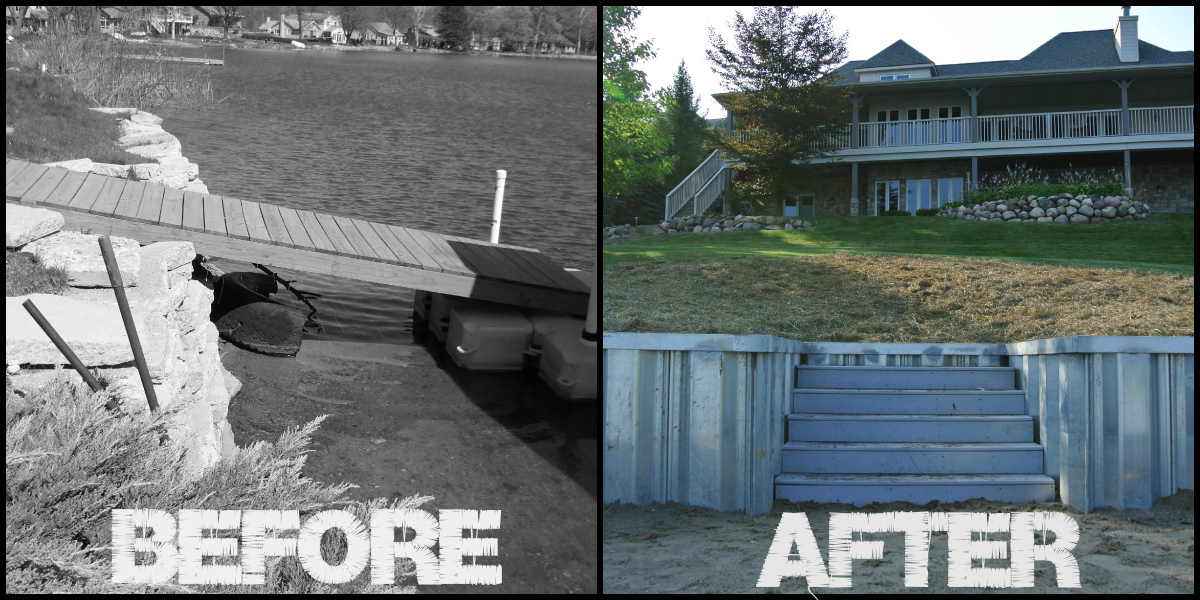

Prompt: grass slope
xmin=5 ymin=70 xmax=146 ymax=165
xmin=604 ymin=213 xmax=1195 ymax=276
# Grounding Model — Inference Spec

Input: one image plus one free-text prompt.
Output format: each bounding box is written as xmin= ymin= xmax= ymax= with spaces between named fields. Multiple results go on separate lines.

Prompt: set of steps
xmin=775 ymin=366 xmax=1057 ymax=506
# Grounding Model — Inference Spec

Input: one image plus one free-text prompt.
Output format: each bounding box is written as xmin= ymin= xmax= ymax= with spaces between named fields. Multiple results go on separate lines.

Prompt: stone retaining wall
xmin=6 ymin=203 xmax=237 ymax=478
xmin=43 ymin=107 xmax=208 ymax=194
xmin=937 ymin=193 xmax=1151 ymax=224
xmin=604 ymin=214 xmax=816 ymax=239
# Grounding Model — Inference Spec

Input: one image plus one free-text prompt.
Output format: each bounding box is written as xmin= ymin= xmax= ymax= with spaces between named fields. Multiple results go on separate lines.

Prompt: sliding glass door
xmin=905 ymin=180 xmax=931 ymax=214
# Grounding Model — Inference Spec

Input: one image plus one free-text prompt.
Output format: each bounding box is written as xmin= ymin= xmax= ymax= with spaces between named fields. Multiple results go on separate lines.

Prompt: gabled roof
xmin=367 ymin=22 xmax=393 ymax=36
xmin=856 ymin=40 xmax=935 ymax=69
xmin=833 ymin=29 xmax=1193 ymax=86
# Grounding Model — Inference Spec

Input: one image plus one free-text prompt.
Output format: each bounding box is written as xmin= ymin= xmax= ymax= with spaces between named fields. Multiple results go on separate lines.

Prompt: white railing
xmin=978 ymin=109 xmax=1122 ymax=142
xmin=691 ymin=167 xmax=731 ymax=217
xmin=857 ymin=117 xmax=972 ymax=147
xmin=665 ymin=148 xmax=724 ymax=220
xmin=1129 ymin=105 xmax=1194 ymax=135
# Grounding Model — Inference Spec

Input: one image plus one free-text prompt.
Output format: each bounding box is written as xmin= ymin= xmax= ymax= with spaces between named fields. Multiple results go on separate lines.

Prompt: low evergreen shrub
xmin=915 ymin=208 xmax=940 ymax=217
xmin=880 ymin=209 xmax=912 ymax=217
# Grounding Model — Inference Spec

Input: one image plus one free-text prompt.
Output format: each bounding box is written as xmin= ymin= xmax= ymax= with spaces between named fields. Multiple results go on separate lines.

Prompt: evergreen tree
xmin=661 ymin=59 xmax=713 ymax=191
xmin=705 ymin=7 xmax=852 ymax=203
xmin=603 ymin=6 xmax=675 ymax=221
xmin=437 ymin=6 xmax=471 ymax=51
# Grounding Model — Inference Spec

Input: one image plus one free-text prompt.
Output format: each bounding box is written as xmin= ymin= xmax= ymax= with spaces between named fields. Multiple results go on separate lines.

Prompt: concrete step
xmin=795 ymin=365 xmax=1016 ymax=390
xmin=793 ymin=388 xmax=1026 ymax=414
xmin=781 ymin=441 xmax=1045 ymax=474
xmin=787 ymin=414 xmax=1034 ymax=443
xmin=775 ymin=473 xmax=1057 ymax=506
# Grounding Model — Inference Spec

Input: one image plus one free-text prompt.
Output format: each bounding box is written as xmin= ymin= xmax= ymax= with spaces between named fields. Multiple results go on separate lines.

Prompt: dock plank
xmin=240 ymin=200 xmax=272 ymax=244
xmin=21 ymin=167 xmax=70 ymax=205
xmin=331 ymin=215 xmax=380 ymax=261
xmin=160 ymin=187 xmax=186 ymax=228
xmin=418 ymin=233 xmax=481 ymax=278
xmin=7 ymin=163 xmax=50 ymax=201
xmin=222 ymin=196 xmax=249 ymax=240
xmin=402 ymin=228 xmax=467 ymax=274
xmin=295 ymin=209 xmax=337 ymax=254
xmin=483 ymin=244 xmax=564 ymax=289
xmin=439 ymin=234 xmax=512 ymax=280
xmin=257 ymin=202 xmax=293 ymax=247
xmin=181 ymin=191 xmax=205 ymax=232
xmin=65 ymin=173 xmax=108 ymax=213
xmin=368 ymin=221 xmax=423 ymax=268
xmin=202 ymin=193 xmax=227 ymax=237
xmin=6 ymin=160 xmax=30 ymax=186
xmin=42 ymin=170 xmax=90 ymax=209
xmin=491 ymin=244 xmax=584 ymax=291
xmin=276 ymin=206 xmax=313 ymax=250
xmin=312 ymin=212 xmax=356 ymax=256
xmin=519 ymin=250 xmax=592 ymax=292
xmin=349 ymin=217 xmax=398 ymax=263
xmin=88 ymin=176 xmax=127 ymax=216
xmin=134 ymin=182 xmax=167 ymax=224
xmin=112 ymin=180 xmax=146 ymax=220
xmin=383 ymin=225 xmax=444 ymax=272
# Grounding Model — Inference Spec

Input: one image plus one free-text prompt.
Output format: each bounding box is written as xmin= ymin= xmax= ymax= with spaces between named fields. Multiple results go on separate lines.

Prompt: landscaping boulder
xmin=1069 ymin=214 xmax=1090 ymax=224
xmin=5 ymin=293 xmax=142 ymax=365
xmin=42 ymin=157 xmax=94 ymax=173
xmin=1078 ymin=205 xmax=1094 ymax=217
xmin=6 ymin=203 xmax=64 ymax=247
xmin=22 ymin=231 xmax=140 ymax=287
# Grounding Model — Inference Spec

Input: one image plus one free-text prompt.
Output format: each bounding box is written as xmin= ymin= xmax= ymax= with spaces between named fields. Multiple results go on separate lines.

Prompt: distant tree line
xmin=238 ymin=6 xmax=597 ymax=53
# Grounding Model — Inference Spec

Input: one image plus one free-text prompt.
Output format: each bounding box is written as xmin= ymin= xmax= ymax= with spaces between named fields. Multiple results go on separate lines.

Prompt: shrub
xmin=962 ymin=161 xmax=1131 ymax=207
xmin=880 ymin=209 xmax=912 ymax=217
xmin=6 ymin=250 xmax=70 ymax=296
xmin=915 ymin=208 xmax=940 ymax=217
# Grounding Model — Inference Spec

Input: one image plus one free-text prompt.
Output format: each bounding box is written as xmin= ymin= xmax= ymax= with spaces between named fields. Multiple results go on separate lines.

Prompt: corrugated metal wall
xmin=605 ymin=333 xmax=1194 ymax=515
xmin=1008 ymin=337 xmax=1195 ymax=512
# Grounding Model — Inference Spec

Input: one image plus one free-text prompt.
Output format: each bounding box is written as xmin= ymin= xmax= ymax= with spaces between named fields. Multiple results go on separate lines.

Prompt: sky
xmin=628 ymin=6 xmax=1195 ymax=119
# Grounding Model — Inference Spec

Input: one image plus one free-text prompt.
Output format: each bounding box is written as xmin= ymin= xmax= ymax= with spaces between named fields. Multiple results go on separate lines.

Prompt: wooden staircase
xmin=775 ymin=366 xmax=1057 ymax=505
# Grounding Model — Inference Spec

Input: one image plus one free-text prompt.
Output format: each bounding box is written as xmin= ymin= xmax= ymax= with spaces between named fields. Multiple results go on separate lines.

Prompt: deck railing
xmin=1129 ymin=105 xmax=1195 ymax=135
xmin=665 ymin=148 xmax=725 ymax=220
xmin=858 ymin=117 xmax=972 ymax=148
xmin=978 ymin=109 xmax=1123 ymax=142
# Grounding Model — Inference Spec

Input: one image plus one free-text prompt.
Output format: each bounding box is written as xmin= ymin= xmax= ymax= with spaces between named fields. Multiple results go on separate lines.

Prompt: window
xmin=875 ymin=181 xmax=900 ymax=213
xmin=797 ymin=195 xmax=815 ymax=217
xmin=783 ymin=198 xmax=798 ymax=217
xmin=937 ymin=106 xmax=964 ymax=143
xmin=905 ymin=180 xmax=931 ymax=214
xmin=879 ymin=74 xmax=910 ymax=81
xmin=937 ymin=179 xmax=964 ymax=206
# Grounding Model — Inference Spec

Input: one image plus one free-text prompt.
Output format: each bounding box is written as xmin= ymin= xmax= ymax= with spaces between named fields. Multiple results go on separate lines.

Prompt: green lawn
xmin=604 ymin=213 xmax=1195 ymax=275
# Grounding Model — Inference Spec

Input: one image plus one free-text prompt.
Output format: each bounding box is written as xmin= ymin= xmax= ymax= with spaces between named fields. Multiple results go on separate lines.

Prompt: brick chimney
xmin=1115 ymin=6 xmax=1139 ymax=63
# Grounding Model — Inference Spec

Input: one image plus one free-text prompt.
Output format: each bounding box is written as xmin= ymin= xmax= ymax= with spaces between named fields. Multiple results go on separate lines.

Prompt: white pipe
xmin=582 ymin=253 xmax=596 ymax=348
xmin=490 ymin=169 xmax=506 ymax=243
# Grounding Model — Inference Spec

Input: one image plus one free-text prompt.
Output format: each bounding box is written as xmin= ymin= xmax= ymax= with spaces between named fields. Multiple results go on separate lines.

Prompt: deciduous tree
xmin=602 ymin=6 xmax=674 ymax=204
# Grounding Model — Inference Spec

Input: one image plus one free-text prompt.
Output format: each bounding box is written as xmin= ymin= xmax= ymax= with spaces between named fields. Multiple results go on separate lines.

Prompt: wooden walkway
xmin=5 ymin=159 xmax=589 ymax=315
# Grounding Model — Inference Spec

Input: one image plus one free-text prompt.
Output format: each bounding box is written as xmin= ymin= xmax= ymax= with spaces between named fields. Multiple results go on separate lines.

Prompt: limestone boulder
xmin=6 ymin=203 xmax=64 ymax=247
xmin=23 ymin=231 xmax=140 ymax=287
xmin=6 ymin=294 xmax=143 ymax=365
xmin=88 ymin=106 xmax=137 ymax=118
xmin=42 ymin=157 xmax=94 ymax=173
xmin=130 ymin=109 xmax=164 ymax=126
xmin=124 ymin=138 xmax=183 ymax=161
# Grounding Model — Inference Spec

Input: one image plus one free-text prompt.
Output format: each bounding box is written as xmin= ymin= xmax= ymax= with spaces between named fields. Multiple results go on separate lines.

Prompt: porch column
xmin=723 ymin=110 xmax=734 ymax=215
xmin=850 ymin=94 xmax=863 ymax=149
xmin=1112 ymin=79 xmax=1135 ymax=135
xmin=850 ymin=162 xmax=859 ymax=215
xmin=964 ymin=87 xmax=985 ymax=142
xmin=971 ymin=156 xmax=978 ymax=192
xmin=1124 ymin=150 xmax=1133 ymax=197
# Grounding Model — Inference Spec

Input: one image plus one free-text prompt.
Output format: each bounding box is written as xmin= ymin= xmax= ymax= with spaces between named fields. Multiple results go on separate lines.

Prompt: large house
xmin=669 ymin=7 xmax=1194 ymax=219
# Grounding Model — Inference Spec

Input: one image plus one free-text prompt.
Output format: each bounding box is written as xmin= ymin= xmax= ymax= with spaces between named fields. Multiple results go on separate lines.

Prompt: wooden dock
xmin=127 ymin=55 xmax=224 ymax=66
xmin=5 ymin=159 xmax=588 ymax=315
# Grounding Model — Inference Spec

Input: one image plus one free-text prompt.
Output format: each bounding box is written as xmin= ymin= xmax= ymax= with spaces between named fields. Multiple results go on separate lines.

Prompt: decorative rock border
xmin=938 ymin=194 xmax=1151 ymax=224
xmin=5 ymin=202 xmax=237 ymax=477
xmin=604 ymin=214 xmax=815 ymax=239
xmin=42 ymin=107 xmax=208 ymax=194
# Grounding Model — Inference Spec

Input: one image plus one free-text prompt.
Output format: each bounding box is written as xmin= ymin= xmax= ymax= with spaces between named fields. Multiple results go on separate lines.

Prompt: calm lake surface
xmin=159 ymin=47 xmax=597 ymax=342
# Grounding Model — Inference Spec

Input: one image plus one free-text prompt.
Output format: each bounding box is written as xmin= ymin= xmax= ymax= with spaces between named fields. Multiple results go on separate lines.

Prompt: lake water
xmin=158 ymin=47 xmax=597 ymax=342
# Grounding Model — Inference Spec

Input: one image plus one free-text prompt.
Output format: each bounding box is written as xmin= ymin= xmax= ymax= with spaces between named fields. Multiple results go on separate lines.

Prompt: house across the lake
xmin=671 ymin=6 xmax=1194 ymax=219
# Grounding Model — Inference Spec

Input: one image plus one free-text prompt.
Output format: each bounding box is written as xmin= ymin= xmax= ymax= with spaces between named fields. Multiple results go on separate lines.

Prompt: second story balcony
xmin=732 ymin=105 xmax=1194 ymax=160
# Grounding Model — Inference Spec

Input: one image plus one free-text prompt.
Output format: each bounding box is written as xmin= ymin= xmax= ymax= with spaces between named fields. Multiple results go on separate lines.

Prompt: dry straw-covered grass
xmin=604 ymin=252 xmax=1194 ymax=343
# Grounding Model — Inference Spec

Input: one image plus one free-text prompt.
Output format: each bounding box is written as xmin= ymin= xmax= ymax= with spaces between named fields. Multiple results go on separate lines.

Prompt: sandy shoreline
xmin=603 ymin=492 xmax=1194 ymax=593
